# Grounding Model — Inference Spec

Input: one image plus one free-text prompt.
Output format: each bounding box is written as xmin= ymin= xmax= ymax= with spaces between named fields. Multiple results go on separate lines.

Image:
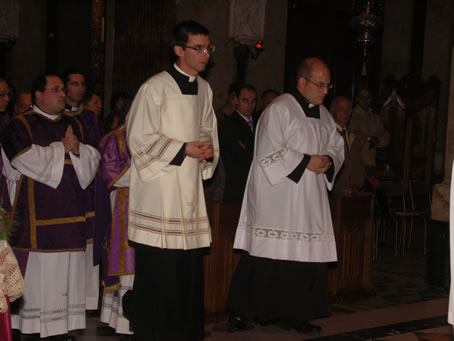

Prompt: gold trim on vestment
xmin=107 ymin=166 xmax=129 ymax=190
xmin=118 ymin=187 xmax=127 ymax=273
xmin=86 ymin=211 xmax=95 ymax=218
xmin=12 ymin=146 xmax=32 ymax=161
xmin=63 ymin=105 xmax=84 ymax=116
xmin=64 ymin=159 xmax=73 ymax=165
xmin=108 ymin=190 xmax=119 ymax=277
xmin=16 ymin=115 xmax=33 ymax=143
xmin=102 ymin=281 xmax=121 ymax=293
xmin=107 ymin=270 xmax=135 ymax=277
xmin=72 ymin=116 xmax=85 ymax=142
xmin=117 ymin=126 xmax=127 ymax=155
xmin=28 ymin=178 xmax=37 ymax=249
xmin=34 ymin=215 xmax=87 ymax=226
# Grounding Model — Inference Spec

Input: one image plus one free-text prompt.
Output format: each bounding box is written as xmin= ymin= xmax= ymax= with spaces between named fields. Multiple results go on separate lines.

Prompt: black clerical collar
xmin=65 ymin=104 xmax=79 ymax=111
xmin=290 ymin=88 xmax=320 ymax=118
xmin=167 ymin=65 xmax=198 ymax=95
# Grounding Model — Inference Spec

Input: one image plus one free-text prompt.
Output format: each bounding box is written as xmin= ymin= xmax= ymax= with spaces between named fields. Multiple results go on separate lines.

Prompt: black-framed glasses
xmin=304 ymin=77 xmax=333 ymax=90
xmin=182 ymin=44 xmax=215 ymax=54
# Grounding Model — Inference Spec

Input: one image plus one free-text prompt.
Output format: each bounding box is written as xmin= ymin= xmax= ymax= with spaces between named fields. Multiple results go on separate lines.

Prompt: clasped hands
xmin=61 ymin=125 xmax=80 ymax=155
xmin=307 ymin=154 xmax=331 ymax=174
xmin=185 ymin=141 xmax=214 ymax=162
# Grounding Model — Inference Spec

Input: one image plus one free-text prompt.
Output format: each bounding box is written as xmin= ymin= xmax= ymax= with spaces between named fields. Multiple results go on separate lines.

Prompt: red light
xmin=255 ymin=40 xmax=263 ymax=50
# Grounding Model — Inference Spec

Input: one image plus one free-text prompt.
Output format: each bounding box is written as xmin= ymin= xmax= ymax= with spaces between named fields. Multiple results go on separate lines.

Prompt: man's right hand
xmin=307 ymin=155 xmax=331 ymax=174
xmin=186 ymin=141 xmax=213 ymax=162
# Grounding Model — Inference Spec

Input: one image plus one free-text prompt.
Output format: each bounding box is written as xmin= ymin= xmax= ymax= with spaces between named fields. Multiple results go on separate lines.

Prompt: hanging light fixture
xmin=350 ymin=0 xmax=384 ymax=76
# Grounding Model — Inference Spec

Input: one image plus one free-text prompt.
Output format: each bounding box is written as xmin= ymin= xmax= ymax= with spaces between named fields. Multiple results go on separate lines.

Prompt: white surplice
xmin=126 ymin=71 xmax=219 ymax=250
xmin=233 ymin=93 xmax=344 ymax=263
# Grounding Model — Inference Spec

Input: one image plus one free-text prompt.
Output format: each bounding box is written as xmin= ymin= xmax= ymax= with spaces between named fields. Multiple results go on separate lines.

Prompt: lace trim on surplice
xmin=239 ymin=223 xmax=334 ymax=243
xmin=259 ymin=147 xmax=288 ymax=168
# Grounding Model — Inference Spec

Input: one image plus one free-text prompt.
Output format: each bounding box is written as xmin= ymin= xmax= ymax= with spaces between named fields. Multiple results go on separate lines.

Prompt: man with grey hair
xmin=330 ymin=96 xmax=366 ymax=196
xmin=227 ymin=57 xmax=344 ymax=335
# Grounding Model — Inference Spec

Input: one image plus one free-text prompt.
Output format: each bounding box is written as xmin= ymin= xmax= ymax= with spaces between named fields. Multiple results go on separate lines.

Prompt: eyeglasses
xmin=68 ymin=81 xmax=86 ymax=87
xmin=44 ymin=87 xmax=66 ymax=93
xmin=304 ymin=77 xmax=333 ymax=90
xmin=182 ymin=44 xmax=215 ymax=54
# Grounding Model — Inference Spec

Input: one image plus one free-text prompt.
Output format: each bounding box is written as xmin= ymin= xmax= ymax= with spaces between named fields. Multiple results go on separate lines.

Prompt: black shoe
xmin=22 ymin=334 xmax=40 ymax=341
xmin=228 ymin=314 xmax=254 ymax=333
xmin=12 ymin=329 xmax=21 ymax=341
xmin=122 ymin=290 xmax=133 ymax=321
xmin=280 ymin=320 xmax=322 ymax=335
xmin=255 ymin=317 xmax=279 ymax=326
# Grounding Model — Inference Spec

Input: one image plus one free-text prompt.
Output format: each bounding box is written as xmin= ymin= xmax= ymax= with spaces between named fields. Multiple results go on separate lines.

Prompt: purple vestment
xmin=2 ymin=112 xmax=88 ymax=252
xmin=99 ymin=125 xmax=134 ymax=290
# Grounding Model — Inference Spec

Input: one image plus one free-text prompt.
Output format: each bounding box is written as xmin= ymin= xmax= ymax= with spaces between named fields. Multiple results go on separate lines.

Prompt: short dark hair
xmin=110 ymin=91 xmax=131 ymax=111
xmin=262 ymin=89 xmax=279 ymax=99
xmin=60 ymin=68 xmax=86 ymax=86
xmin=236 ymin=83 xmax=257 ymax=97
xmin=170 ymin=21 xmax=210 ymax=61
xmin=83 ymin=90 xmax=102 ymax=105
xmin=31 ymin=74 xmax=49 ymax=104
xmin=31 ymin=74 xmax=62 ymax=104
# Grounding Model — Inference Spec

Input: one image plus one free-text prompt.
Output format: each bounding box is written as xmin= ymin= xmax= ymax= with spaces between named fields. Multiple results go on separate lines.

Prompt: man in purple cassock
xmin=98 ymin=124 xmax=134 ymax=336
xmin=1 ymin=74 xmax=100 ymax=339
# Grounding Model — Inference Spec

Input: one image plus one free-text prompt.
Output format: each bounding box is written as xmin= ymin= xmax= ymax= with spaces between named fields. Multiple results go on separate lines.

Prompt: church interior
xmin=1 ymin=0 xmax=454 ymax=340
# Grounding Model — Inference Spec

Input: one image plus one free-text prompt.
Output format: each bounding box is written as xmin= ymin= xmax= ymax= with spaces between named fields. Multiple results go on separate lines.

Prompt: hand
xmin=307 ymin=155 xmax=331 ymax=174
xmin=61 ymin=125 xmax=79 ymax=154
xmin=186 ymin=141 xmax=213 ymax=162
xmin=199 ymin=142 xmax=214 ymax=160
